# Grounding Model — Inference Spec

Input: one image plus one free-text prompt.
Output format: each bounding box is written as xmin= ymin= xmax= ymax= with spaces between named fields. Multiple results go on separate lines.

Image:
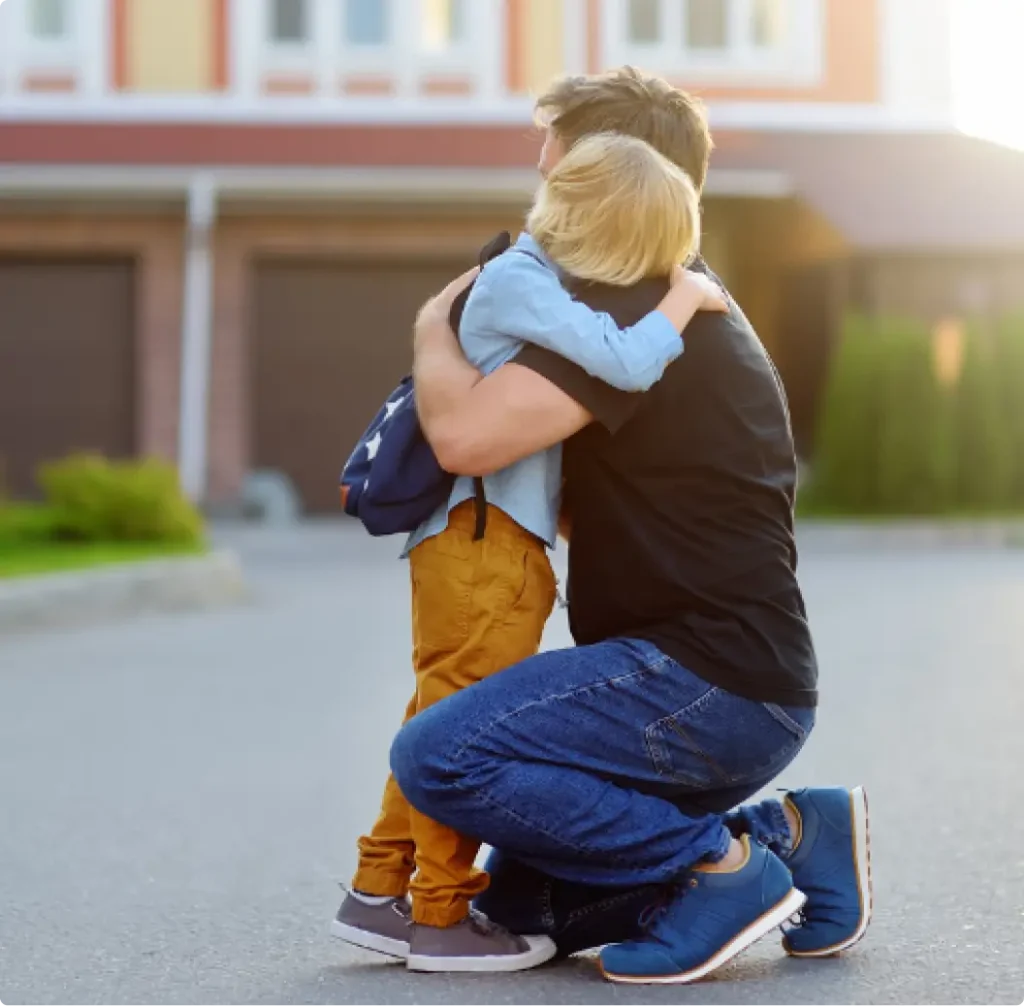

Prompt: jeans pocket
xmin=644 ymin=688 xmax=811 ymax=789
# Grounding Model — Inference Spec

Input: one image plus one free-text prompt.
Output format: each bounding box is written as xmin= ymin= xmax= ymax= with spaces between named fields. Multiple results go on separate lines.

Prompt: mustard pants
xmin=352 ymin=501 xmax=556 ymax=926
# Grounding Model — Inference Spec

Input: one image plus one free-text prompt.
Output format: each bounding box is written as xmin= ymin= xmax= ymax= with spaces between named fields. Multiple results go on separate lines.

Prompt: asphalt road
xmin=1 ymin=524 xmax=1022 ymax=1005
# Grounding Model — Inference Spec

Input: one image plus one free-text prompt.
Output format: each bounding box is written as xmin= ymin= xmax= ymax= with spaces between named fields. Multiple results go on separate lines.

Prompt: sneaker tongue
xmin=467 ymin=911 xmax=528 ymax=952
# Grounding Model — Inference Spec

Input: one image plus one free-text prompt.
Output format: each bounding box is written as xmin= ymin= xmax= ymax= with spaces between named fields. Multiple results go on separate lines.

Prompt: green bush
xmin=805 ymin=315 xmax=884 ymax=513
xmin=873 ymin=318 xmax=955 ymax=514
xmin=993 ymin=314 xmax=1024 ymax=507
xmin=953 ymin=325 xmax=1013 ymax=510
xmin=36 ymin=454 xmax=204 ymax=545
xmin=809 ymin=312 xmax=1024 ymax=516
xmin=0 ymin=503 xmax=65 ymax=545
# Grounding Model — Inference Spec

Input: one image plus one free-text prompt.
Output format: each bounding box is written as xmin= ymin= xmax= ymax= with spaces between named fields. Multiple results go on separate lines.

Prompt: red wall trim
xmin=0 ymin=122 xmax=546 ymax=168
xmin=212 ymin=0 xmax=229 ymax=90
xmin=112 ymin=0 xmax=129 ymax=89
xmin=505 ymin=0 xmax=525 ymax=94
xmin=586 ymin=0 xmax=602 ymax=73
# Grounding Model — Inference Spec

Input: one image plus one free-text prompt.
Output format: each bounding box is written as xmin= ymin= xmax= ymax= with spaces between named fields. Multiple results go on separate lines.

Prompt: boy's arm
xmin=469 ymin=252 xmax=710 ymax=392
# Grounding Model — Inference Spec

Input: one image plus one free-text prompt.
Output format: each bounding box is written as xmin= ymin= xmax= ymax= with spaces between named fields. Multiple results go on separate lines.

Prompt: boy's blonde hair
xmin=526 ymin=132 xmax=701 ymax=287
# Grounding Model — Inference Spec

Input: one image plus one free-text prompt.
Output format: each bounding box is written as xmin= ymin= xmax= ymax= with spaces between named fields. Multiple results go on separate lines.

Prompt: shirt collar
xmin=514 ymin=231 xmax=558 ymax=272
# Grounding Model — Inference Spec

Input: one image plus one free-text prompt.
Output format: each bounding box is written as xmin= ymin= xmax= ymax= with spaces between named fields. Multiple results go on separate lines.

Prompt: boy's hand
xmin=669 ymin=265 xmax=728 ymax=313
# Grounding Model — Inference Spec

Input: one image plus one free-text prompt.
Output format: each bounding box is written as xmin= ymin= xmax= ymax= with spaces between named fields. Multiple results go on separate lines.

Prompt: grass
xmin=0 ymin=540 xmax=207 ymax=579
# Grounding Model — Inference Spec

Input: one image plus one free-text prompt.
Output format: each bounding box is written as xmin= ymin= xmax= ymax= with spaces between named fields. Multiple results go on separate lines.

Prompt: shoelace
xmin=636 ymin=878 xmax=700 ymax=938
xmin=466 ymin=909 xmax=502 ymax=936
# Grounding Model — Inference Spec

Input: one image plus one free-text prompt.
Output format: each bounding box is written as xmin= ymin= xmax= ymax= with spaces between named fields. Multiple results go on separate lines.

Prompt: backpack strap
xmin=473 ymin=476 xmax=487 ymax=541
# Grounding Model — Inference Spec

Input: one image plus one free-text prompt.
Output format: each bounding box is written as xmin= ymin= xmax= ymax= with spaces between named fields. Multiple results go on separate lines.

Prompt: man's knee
xmin=389 ymin=706 xmax=456 ymax=815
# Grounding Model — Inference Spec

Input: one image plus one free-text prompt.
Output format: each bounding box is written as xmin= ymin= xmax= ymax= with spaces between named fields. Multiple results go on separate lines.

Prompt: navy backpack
xmin=339 ymin=231 xmax=512 ymax=538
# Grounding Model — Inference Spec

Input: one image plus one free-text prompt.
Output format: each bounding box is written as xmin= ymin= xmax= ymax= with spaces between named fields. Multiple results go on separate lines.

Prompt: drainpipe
xmin=178 ymin=173 xmax=217 ymax=503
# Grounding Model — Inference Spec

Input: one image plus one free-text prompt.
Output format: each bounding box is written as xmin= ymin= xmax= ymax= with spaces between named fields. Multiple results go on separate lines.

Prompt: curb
xmin=0 ymin=550 xmax=248 ymax=638
xmin=796 ymin=520 xmax=1024 ymax=551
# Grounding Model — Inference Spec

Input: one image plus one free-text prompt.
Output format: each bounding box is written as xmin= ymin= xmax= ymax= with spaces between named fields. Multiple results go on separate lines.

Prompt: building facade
xmin=1 ymin=0 xmax=1021 ymax=509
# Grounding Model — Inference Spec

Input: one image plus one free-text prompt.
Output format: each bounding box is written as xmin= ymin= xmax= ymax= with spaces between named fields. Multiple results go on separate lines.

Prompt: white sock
xmin=350 ymin=889 xmax=395 ymax=906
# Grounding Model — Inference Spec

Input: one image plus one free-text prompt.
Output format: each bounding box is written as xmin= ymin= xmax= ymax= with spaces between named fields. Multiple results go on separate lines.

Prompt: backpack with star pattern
xmin=338 ymin=232 xmax=511 ymax=537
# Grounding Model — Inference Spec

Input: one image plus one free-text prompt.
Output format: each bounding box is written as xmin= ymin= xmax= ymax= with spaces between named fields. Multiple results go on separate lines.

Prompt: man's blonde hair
xmin=526 ymin=132 xmax=700 ymax=287
xmin=536 ymin=66 xmax=712 ymax=192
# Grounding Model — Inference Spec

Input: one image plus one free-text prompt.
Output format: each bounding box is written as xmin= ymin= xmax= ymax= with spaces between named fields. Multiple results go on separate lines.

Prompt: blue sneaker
xmin=782 ymin=786 xmax=873 ymax=957
xmin=599 ymin=836 xmax=806 ymax=985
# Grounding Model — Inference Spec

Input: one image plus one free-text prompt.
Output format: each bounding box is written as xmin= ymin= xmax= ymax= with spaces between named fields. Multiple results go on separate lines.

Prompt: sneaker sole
xmin=330 ymin=919 xmax=410 ymax=960
xmin=600 ymin=886 xmax=807 ymax=985
xmin=406 ymin=934 xmax=557 ymax=973
xmin=784 ymin=785 xmax=873 ymax=958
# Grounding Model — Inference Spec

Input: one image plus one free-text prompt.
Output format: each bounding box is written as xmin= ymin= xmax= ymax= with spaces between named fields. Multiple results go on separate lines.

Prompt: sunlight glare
xmin=950 ymin=0 xmax=1024 ymax=149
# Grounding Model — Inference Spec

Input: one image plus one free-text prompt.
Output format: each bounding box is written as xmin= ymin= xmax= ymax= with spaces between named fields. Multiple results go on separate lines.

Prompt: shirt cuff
xmin=637 ymin=310 xmax=686 ymax=365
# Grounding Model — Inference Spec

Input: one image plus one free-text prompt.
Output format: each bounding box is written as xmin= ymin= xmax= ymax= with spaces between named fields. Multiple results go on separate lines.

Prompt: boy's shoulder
xmin=451 ymin=233 xmax=560 ymax=330
xmin=448 ymin=230 xmax=514 ymax=333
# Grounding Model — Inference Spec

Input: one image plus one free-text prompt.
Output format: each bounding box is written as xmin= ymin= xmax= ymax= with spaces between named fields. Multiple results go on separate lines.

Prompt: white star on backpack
xmin=365 ymin=430 xmax=383 ymax=460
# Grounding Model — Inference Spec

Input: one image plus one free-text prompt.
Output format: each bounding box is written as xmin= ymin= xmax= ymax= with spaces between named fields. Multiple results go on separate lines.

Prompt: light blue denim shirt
xmin=404 ymin=232 xmax=682 ymax=555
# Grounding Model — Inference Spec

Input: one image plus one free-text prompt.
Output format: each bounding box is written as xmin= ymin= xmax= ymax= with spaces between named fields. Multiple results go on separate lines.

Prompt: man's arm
xmin=413 ymin=268 xmax=642 ymax=477
xmin=414 ymin=317 xmax=591 ymax=476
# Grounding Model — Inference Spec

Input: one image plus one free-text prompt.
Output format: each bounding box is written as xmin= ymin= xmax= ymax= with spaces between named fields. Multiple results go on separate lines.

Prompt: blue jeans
xmin=391 ymin=638 xmax=814 ymax=896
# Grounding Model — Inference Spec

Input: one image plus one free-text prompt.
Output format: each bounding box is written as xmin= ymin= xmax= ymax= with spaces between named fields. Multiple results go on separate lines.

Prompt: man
xmin=391 ymin=68 xmax=871 ymax=984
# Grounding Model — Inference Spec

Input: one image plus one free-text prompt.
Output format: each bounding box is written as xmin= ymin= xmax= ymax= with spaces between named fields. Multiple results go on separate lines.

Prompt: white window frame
xmin=259 ymin=0 xmax=317 ymax=74
xmin=605 ymin=0 xmax=824 ymax=87
xmin=248 ymin=0 xmax=502 ymax=98
xmin=17 ymin=0 xmax=80 ymax=69
xmin=0 ymin=0 xmax=107 ymax=98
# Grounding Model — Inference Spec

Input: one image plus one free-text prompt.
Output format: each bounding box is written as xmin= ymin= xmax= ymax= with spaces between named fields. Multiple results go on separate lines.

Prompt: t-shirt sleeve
xmin=513 ymin=343 xmax=645 ymax=434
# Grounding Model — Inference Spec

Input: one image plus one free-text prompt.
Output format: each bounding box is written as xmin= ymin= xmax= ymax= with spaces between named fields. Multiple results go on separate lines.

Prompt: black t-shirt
xmin=516 ymin=262 xmax=818 ymax=707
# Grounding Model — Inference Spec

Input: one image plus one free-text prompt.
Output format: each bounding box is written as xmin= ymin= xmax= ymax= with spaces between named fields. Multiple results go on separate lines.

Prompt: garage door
xmin=252 ymin=257 xmax=468 ymax=513
xmin=0 ymin=259 xmax=136 ymax=498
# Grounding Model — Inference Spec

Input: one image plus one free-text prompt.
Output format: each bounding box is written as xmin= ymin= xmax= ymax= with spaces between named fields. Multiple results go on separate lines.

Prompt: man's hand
xmin=411 ymin=265 xmax=592 ymax=477
xmin=414 ymin=266 xmax=480 ymax=343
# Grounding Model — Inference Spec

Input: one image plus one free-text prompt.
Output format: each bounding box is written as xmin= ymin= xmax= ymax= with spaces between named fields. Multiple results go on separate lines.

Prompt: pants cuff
xmin=411 ymin=900 xmax=471 ymax=927
xmin=699 ymin=823 xmax=735 ymax=864
xmin=351 ymin=869 xmax=410 ymax=899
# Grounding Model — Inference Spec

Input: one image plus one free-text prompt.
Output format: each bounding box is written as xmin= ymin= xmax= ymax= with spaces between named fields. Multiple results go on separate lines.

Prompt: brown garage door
xmin=0 ymin=259 xmax=136 ymax=498
xmin=252 ymin=257 xmax=469 ymax=513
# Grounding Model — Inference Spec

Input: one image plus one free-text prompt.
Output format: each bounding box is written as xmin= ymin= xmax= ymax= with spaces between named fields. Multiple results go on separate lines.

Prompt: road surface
xmin=1 ymin=523 xmax=1022 ymax=1004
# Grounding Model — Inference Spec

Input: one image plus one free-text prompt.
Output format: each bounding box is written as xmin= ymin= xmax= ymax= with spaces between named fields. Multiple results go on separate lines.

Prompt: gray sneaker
xmin=406 ymin=910 xmax=557 ymax=973
xmin=331 ymin=892 xmax=412 ymax=959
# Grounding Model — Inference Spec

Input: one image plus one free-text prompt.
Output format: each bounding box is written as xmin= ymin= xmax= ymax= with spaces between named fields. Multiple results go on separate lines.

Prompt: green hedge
xmin=0 ymin=455 xmax=204 ymax=546
xmin=806 ymin=314 xmax=1024 ymax=515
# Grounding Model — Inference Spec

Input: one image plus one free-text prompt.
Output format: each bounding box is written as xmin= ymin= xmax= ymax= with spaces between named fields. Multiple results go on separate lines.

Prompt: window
xmin=246 ymin=0 xmax=499 ymax=100
xmin=421 ymin=0 xmax=465 ymax=50
xmin=28 ymin=0 xmax=67 ymax=39
xmin=685 ymin=0 xmax=727 ymax=49
xmin=270 ymin=0 xmax=308 ymax=42
xmin=628 ymin=0 xmax=660 ymax=42
xmin=611 ymin=0 xmax=821 ymax=84
xmin=751 ymin=0 xmax=787 ymax=47
xmin=345 ymin=0 xmax=389 ymax=45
